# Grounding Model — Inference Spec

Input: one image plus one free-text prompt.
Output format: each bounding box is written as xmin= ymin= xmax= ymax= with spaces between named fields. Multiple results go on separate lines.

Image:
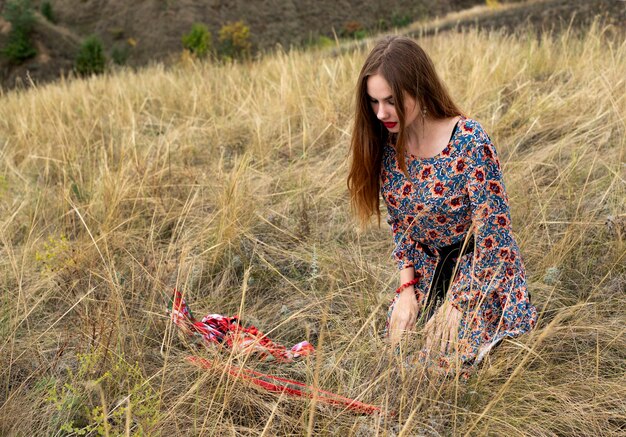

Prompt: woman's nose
xmin=377 ymin=104 xmax=387 ymax=120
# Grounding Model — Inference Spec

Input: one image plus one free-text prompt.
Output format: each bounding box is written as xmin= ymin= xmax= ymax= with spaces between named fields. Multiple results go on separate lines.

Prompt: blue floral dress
xmin=381 ymin=116 xmax=538 ymax=373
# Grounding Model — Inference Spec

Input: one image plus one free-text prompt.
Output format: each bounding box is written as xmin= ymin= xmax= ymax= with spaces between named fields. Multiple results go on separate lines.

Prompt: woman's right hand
xmin=388 ymin=287 xmax=420 ymax=346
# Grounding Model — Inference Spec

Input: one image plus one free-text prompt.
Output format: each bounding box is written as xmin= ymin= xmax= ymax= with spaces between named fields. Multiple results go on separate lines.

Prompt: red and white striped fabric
xmin=169 ymin=289 xmax=314 ymax=362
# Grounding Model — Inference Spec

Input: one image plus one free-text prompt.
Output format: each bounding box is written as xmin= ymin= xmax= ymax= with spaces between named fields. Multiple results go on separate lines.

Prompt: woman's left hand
xmin=423 ymin=301 xmax=463 ymax=356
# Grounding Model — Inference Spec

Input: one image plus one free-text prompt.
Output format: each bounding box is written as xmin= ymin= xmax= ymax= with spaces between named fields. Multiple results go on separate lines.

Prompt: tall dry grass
xmin=0 ymin=19 xmax=624 ymax=436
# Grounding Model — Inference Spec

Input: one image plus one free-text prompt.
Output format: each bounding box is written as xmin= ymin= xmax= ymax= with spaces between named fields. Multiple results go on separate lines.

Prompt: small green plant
xmin=218 ymin=20 xmax=251 ymax=61
xmin=35 ymin=234 xmax=73 ymax=272
xmin=182 ymin=22 xmax=212 ymax=58
xmin=311 ymin=34 xmax=334 ymax=49
xmin=1 ymin=0 xmax=37 ymax=63
xmin=110 ymin=44 xmax=129 ymax=65
xmin=390 ymin=12 xmax=412 ymax=29
xmin=40 ymin=0 xmax=55 ymax=23
xmin=41 ymin=349 xmax=159 ymax=435
xmin=75 ymin=35 xmax=106 ymax=76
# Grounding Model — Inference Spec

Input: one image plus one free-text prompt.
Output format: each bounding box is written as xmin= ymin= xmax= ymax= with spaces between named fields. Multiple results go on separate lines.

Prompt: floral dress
xmin=381 ymin=116 xmax=538 ymax=373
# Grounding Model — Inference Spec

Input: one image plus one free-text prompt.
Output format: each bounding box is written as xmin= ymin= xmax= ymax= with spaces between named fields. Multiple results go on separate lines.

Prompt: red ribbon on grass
xmin=168 ymin=289 xmax=385 ymax=415
xmin=186 ymin=356 xmax=384 ymax=415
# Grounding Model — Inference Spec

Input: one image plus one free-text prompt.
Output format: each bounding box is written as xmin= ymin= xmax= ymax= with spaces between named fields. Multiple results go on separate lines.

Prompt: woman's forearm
xmin=399 ymin=265 xmax=415 ymax=289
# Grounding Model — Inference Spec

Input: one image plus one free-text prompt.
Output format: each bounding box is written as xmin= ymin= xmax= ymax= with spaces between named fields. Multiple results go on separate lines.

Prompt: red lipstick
xmin=383 ymin=122 xmax=397 ymax=128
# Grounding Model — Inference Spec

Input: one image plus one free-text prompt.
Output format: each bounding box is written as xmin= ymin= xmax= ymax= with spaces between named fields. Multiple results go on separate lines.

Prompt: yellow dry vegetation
xmin=0 ymin=20 xmax=624 ymax=436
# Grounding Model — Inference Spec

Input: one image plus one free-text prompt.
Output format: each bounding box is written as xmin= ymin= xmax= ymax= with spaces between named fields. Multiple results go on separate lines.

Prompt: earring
xmin=422 ymin=108 xmax=427 ymax=117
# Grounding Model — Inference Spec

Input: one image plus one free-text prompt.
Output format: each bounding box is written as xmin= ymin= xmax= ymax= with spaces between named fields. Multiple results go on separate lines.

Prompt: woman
xmin=347 ymin=35 xmax=538 ymax=375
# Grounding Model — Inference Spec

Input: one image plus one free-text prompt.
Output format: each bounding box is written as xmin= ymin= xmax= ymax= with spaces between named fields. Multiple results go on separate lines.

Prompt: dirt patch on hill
xmin=330 ymin=1 xmax=624 ymax=62
xmin=411 ymin=0 xmax=625 ymax=37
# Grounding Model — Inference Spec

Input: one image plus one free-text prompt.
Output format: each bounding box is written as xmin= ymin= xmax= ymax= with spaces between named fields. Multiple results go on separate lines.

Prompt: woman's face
xmin=366 ymin=73 xmax=419 ymax=133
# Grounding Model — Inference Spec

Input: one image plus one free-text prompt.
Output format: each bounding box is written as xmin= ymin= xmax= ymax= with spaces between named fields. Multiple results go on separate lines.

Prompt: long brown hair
xmin=347 ymin=35 xmax=463 ymax=229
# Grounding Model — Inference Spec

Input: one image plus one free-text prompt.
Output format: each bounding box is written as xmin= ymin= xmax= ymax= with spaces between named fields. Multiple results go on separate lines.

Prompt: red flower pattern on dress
xmin=474 ymin=168 xmax=485 ymax=182
xmin=420 ymin=165 xmax=434 ymax=180
xmin=431 ymin=181 xmax=447 ymax=197
xmin=454 ymin=157 xmax=467 ymax=174
xmin=488 ymin=181 xmax=502 ymax=194
xmin=449 ymin=196 xmax=462 ymax=209
xmin=380 ymin=116 xmax=537 ymax=378
xmin=483 ymin=144 xmax=494 ymax=159
xmin=505 ymin=266 xmax=515 ymax=279
xmin=496 ymin=214 xmax=509 ymax=227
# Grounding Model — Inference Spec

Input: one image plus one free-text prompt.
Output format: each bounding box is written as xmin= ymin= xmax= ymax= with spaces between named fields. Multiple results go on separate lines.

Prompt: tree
xmin=75 ymin=35 xmax=106 ymax=76
xmin=41 ymin=1 xmax=56 ymax=23
xmin=218 ymin=21 xmax=251 ymax=61
xmin=1 ymin=0 xmax=37 ymax=63
xmin=182 ymin=23 xmax=212 ymax=58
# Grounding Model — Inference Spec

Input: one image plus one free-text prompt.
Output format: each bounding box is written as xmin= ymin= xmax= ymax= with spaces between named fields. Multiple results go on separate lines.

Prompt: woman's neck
xmin=404 ymin=115 xmax=460 ymax=158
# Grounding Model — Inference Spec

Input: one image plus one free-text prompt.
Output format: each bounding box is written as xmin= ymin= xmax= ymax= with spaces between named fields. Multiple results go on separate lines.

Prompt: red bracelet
xmin=395 ymin=278 xmax=419 ymax=294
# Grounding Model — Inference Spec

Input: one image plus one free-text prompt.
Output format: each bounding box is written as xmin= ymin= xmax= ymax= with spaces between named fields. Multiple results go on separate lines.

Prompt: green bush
xmin=41 ymin=350 xmax=159 ymax=435
xmin=182 ymin=22 xmax=212 ymax=58
xmin=110 ymin=44 xmax=129 ymax=65
xmin=218 ymin=21 xmax=251 ymax=61
xmin=390 ymin=12 xmax=412 ymax=28
xmin=75 ymin=35 xmax=106 ymax=76
xmin=1 ymin=0 xmax=37 ymax=63
xmin=40 ymin=1 xmax=55 ymax=23
xmin=310 ymin=34 xmax=334 ymax=49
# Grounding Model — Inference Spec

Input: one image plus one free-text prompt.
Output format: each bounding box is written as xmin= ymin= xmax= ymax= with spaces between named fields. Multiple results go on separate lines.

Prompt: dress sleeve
xmin=449 ymin=126 xmax=517 ymax=311
xmin=386 ymin=212 xmax=429 ymax=303
xmin=386 ymin=212 xmax=417 ymax=271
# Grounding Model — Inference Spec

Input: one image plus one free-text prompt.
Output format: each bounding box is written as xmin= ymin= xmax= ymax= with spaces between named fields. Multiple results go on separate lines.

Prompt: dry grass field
xmin=0 ymin=19 xmax=624 ymax=436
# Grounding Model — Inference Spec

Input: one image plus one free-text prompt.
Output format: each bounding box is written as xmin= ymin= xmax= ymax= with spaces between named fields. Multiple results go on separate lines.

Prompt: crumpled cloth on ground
xmin=167 ymin=289 xmax=392 ymax=416
xmin=168 ymin=289 xmax=314 ymax=362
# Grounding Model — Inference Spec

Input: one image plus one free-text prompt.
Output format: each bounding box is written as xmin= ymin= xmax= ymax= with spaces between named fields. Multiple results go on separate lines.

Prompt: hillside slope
xmin=2 ymin=0 xmax=624 ymax=90
xmin=0 ymin=0 xmax=481 ymax=89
